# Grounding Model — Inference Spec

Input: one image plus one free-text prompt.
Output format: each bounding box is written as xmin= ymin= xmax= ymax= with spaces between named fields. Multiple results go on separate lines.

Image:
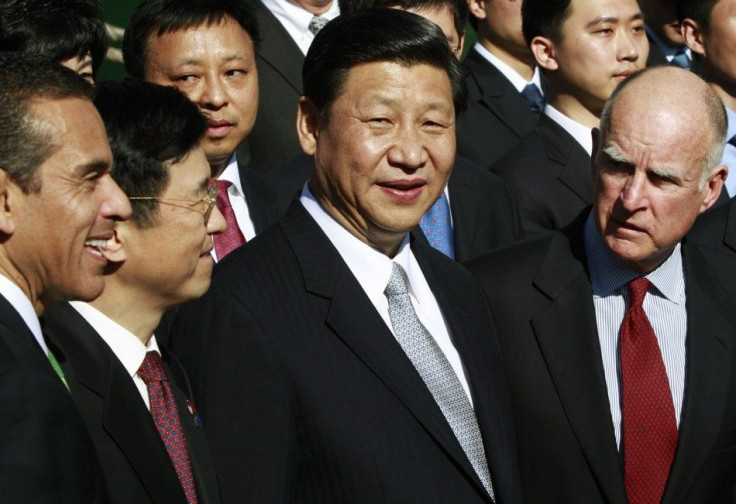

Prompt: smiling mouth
xmin=84 ymin=239 xmax=109 ymax=258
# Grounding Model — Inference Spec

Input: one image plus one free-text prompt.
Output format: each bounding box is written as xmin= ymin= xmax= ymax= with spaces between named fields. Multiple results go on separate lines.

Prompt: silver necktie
xmin=384 ymin=262 xmax=495 ymax=500
xmin=308 ymin=15 xmax=328 ymax=35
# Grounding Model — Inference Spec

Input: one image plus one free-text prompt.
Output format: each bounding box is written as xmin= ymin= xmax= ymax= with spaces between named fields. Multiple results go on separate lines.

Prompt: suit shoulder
xmin=465 ymin=233 xmax=557 ymax=284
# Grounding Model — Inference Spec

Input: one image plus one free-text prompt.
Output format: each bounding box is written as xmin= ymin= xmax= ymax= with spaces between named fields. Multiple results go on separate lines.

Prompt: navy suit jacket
xmin=170 ymin=201 xmax=523 ymax=503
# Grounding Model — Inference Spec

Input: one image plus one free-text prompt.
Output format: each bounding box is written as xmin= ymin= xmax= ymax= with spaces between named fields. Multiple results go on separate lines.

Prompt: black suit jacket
xmin=238 ymin=0 xmax=305 ymax=173
xmin=272 ymin=153 xmax=523 ymax=261
xmin=237 ymin=154 xmax=291 ymax=234
xmin=466 ymin=211 xmax=736 ymax=503
xmin=0 ymin=295 xmax=105 ymax=503
xmin=42 ymin=302 xmax=220 ymax=504
xmin=491 ymin=114 xmax=592 ymax=237
xmin=457 ymin=48 xmax=540 ymax=170
xmin=170 ymin=201 xmax=523 ymax=503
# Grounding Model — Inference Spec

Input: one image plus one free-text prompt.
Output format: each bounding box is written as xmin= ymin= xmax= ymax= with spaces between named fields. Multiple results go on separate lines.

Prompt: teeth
xmin=85 ymin=239 xmax=108 ymax=248
xmin=87 ymin=247 xmax=103 ymax=258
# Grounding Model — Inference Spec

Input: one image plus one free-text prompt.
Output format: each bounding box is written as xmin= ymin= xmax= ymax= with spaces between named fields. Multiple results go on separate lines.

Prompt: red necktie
xmin=213 ymin=180 xmax=246 ymax=259
xmin=620 ymin=278 xmax=678 ymax=504
xmin=138 ymin=351 xmax=199 ymax=504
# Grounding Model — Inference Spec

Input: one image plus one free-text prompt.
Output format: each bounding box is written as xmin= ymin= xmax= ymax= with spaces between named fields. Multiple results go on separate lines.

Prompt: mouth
xmin=376 ymin=179 xmax=427 ymax=203
xmin=206 ymin=119 xmax=235 ymax=139
xmin=613 ymin=70 xmax=636 ymax=81
xmin=611 ymin=217 xmax=645 ymax=234
xmin=84 ymin=238 xmax=110 ymax=260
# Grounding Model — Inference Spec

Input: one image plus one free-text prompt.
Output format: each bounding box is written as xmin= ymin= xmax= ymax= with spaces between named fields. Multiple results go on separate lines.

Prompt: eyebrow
xmin=602 ymin=145 xmax=683 ymax=182
xmin=175 ymin=54 xmax=251 ymax=67
xmin=602 ymin=145 xmax=629 ymax=163
xmin=586 ymin=12 xmax=644 ymax=28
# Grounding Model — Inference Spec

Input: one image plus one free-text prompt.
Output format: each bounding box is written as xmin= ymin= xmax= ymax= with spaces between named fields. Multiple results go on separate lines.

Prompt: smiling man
xmin=170 ymin=9 xmax=522 ymax=503
xmin=124 ymin=0 xmax=290 ymax=261
xmin=43 ymin=80 xmax=225 ymax=504
xmin=491 ymin=0 xmax=649 ymax=236
xmin=467 ymin=66 xmax=736 ymax=503
xmin=0 ymin=54 xmax=131 ymax=502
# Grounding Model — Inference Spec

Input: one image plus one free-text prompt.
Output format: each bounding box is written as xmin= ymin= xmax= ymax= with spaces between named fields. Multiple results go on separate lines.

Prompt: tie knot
xmin=521 ymin=83 xmax=545 ymax=114
xmin=137 ymin=351 xmax=166 ymax=384
xmin=308 ymin=15 xmax=328 ymax=35
xmin=384 ymin=262 xmax=409 ymax=298
xmin=627 ymin=277 xmax=650 ymax=309
xmin=216 ymin=179 xmax=232 ymax=195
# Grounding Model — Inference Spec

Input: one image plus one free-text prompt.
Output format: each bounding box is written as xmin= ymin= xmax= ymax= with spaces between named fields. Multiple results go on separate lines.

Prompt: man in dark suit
xmin=170 ymin=10 xmax=522 ymax=502
xmin=641 ymin=0 xmax=693 ymax=68
xmin=467 ymin=66 xmax=736 ymax=503
xmin=123 ymin=0 xmax=290 ymax=262
xmin=274 ymin=0 xmax=523 ymax=259
xmin=492 ymin=0 xmax=649 ymax=237
xmin=241 ymin=0 xmax=340 ymax=173
xmin=457 ymin=0 xmax=542 ymax=169
xmin=43 ymin=81 xmax=224 ymax=504
xmin=0 ymin=55 xmax=132 ymax=502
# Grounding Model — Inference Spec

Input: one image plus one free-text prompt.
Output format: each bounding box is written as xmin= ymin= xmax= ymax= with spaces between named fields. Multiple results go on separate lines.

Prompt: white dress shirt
xmin=0 ymin=273 xmax=46 ymax=354
xmin=70 ymin=301 xmax=162 ymax=410
xmin=544 ymin=104 xmax=593 ymax=156
xmin=260 ymin=0 xmax=340 ymax=55
xmin=213 ymin=154 xmax=257 ymax=261
xmin=472 ymin=42 xmax=543 ymax=94
xmin=584 ymin=214 xmax=686 ymax=448
xmin=721 ymin=107 xmax=736 ymax=197
xmin=300 ymin=184 xmax=473 ymax=403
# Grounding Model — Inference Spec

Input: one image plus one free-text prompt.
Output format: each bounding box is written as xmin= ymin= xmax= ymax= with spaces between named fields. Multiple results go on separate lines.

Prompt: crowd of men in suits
xmin=1 ymin=0 xmax=736 ymax=502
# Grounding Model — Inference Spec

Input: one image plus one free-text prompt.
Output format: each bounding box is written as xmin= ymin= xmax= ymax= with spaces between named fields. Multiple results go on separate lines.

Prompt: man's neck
xmin=477 ymin=36 xmax=536 ymax=81
xmin=88 ymin=284 xmax=163 ymax=346
xmin=286 ymin=0 xmax=333 ymax=15
xmin=209 ymin=153 xmax=234 ymax=179
xmin=548 ymin=92 xmax=601 ymax=129
xmin=0 ymin=253 xmax=41 ymax=314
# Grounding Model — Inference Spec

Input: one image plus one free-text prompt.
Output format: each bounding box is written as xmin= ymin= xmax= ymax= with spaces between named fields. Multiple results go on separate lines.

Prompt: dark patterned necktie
xmin=213 ymin=180 xmax=246 ymax=260
xmin=521 ymin=83 xmax=545 ymax=115
xmin=308 ymin=16 xmax=328 ymax=35
xmin=138 ymin=351 xmax=199 ymax=504
xmin=620 ymin=278 xmax=677 ymax=504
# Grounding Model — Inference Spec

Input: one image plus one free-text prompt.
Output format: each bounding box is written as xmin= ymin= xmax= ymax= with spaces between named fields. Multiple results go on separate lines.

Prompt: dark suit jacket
xmin=169 ymin=201 xmax=523 ymax=503
xmin=491 ymin=114 xmax=592 ymax=237
xmin=465 ymin=211 xmax=736 ymax=503
xmin=272 ymin=153 xmax=523 ymax=261
xmin=457 ymin=48 xmax=540 ymax=170
xmin=237 ymin=154 xmax=291 ymax=233
xmin=0 ymin=295 xmax=105 ymax=503
xmin=238 ymin=0 xmax=305 ymax=173
xmin=42 ymin=302 xmax=220 ymax=504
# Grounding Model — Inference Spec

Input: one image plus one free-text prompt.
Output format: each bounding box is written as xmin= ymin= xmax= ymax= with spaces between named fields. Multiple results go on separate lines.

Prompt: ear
xmin=0 ymin=170 xmax=17 ymax=237
xmin=457 ymin=30 xmax=467 ymax=58
xmin=296 ymin=96 xmax=321 ymax=157
xmin=590 ymin=127 xmax=601 ymax=178
xmin=699 ymin=165 xmax=727 ymax=213
xmin=100 ymin=226 xmax=127 ymax=263
xmin=530 ymin=35 xmax=558 ymax=71
xmin=467 ymin=0 xmax=486 ymax=21
xmin=681 ymin=18 xmax=705 ymax=57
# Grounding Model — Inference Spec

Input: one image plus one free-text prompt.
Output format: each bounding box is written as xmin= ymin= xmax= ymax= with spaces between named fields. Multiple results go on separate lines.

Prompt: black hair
xmin=521 ymin=0 xmax=573 ymax=46
xmin=303 ymin=8 xmax=466 ymax=118
xmin=0 ymin=52 xmax=95 ymax=193
xmin=675 ymin=0 xmax=719 ymax=31
xmin=0 ymin=0 xmax=108 ymax=76
xmin=340 ymin=0 xmax=468 ymax=38
xmin=93 ymin=80 xmax=207 ymax=228
xmin=123 ymin=0 xmax=259 ymax=80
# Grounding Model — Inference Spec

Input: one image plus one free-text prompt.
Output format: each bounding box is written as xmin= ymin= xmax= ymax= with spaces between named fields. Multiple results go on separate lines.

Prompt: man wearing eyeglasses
xmin=42 ymin=80 xmax=225 ymax=504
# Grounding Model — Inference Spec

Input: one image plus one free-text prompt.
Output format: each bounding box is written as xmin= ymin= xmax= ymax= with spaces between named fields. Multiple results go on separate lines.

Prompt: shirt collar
xmin=726 ymin=106 xmax=736 ymax=141
xmin=0 ymin=273 xmax=46 ymax=354
xmin=260 ymin=0 xmax=339 ymax=34
xmin=584 ymin=212 xmax=684 ymax=303
xmin=218 ymin=153 xmax=243 ymax=197
xmin=544 ymin=104 xmax=593 ymax=156
xmin=69 ymin=301 xmax=161 ymax=379
xmin=471 ymin=43 xmax=543 ymax=93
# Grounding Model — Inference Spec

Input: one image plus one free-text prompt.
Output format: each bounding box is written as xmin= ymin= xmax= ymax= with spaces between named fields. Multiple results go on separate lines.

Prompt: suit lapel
xmin=46 ymin=303 xmax=187 ymax=504
xmin=537 ymin=116 xmax=594 ymax=205
xmin=662 ymin=242 xmax=736 ymax=502
xmin=253 ymin=0 xmax=304 ymax=93
xmin=465 ymin=50 xmax=538 ymax=137
xmin=530 ymin=225 xmax=628 ymax=504
xmin=447 ymin=163 xmax=479 ymax=261
xmin=280 ymin=203 xmax=491 ymax=499
xmin=237 ymin=157 xmax=281 ymax=233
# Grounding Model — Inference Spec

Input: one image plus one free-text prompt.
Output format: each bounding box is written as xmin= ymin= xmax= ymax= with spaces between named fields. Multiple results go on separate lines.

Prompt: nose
xmin=198 ymin=73 xmax=227 ymax=110
xmin=386 ymin=126 xmax=429 ymax=171
xmin=618 ymin=28 xmax=641 ymax=62
xmin=100 ymin=174 xmax=132 ymax=221
xmin=619 ymin=171 xmax=648 ymax=211
xmin=208 ymin=205 xmax=227 ymax=235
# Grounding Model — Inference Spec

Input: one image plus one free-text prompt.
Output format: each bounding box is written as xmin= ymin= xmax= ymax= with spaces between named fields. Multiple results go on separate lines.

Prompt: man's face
xmin=144 ymin=18 xmax=258 ymax=174
xmin=640 ymin=0 xmax=684 ymax=46
xmin=8 ymin=97 xmax=131 ymax=307
xmin=546 ymin=0 xmax=648 ymax=116
xmin=693 ymin=0 xmax=736 ymax=90
xmin=120 ymin=145 xmax=226 ymax=308
xmin=300 ymin=62 xmax=456 ymax=255
xmin=593 ymin=95 xmax=722 ymax=273
xmin=476 ymin=0 xmax=527 ymax=55
xmin=60 ymin=51 xmax=94 ymax=84
xmin=404 ymin=5 xmax=464 ymax=58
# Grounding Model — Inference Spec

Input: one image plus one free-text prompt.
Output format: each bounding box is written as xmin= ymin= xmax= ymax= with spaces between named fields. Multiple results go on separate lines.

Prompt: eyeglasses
xmin=129 ymin=181 xmax=218 ymax=225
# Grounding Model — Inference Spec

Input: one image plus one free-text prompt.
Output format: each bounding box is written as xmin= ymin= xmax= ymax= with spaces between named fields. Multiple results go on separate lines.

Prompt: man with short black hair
xmin=641 ymin=0 xmax=692 ymax=68
xmin=43 ymin=80 xmax=225 ymax=504
xmin=124 ymin=0 xmax=290 ymax=261
xmin=492 ymin=0 xmax=649 ymax=236
xmin=0 ymin=53 xmax=131 ymax=502
xmin=170 ymin=9 xmax=522 ymax=503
